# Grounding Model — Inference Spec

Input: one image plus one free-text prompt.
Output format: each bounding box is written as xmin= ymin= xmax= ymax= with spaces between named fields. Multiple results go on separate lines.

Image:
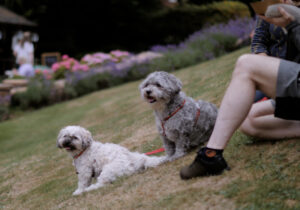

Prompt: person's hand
xmin=259 ymin=7 xmax=295 ymax=27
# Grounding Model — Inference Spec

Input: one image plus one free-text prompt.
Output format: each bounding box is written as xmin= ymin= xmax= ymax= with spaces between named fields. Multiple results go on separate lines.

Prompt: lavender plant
xmin=151 ymin=17 xmax=255 ymax=54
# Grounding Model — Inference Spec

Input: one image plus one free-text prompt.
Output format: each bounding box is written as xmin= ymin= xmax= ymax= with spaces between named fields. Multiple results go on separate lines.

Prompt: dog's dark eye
xmin=156 ymin=83 xmax=162 ymax=88
xmin=144 ymin=83 xmax=149 ymax=88
xmin=72 ymin=136 xmax=78 ymax=140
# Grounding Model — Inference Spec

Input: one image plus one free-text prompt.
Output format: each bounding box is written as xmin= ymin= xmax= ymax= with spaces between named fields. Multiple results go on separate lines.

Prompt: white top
xmin=13 ymin=41 xmax=34 ymax=65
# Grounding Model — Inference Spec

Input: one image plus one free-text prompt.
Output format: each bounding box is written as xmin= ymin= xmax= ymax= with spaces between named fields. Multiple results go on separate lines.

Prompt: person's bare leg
xmin=180 ymin=54 xmax=281 ymax=179
xmin=207 ymin=54 xmax=280 ymax=149
xmin=240 ymin=100 xmax=300 ymax=139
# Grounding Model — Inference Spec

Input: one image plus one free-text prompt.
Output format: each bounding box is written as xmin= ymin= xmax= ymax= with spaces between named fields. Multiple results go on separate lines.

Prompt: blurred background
xmin=0 ymin=0 xmax=259 ymax=116
xmin=0 ymin=0 xmax=256 ymax=73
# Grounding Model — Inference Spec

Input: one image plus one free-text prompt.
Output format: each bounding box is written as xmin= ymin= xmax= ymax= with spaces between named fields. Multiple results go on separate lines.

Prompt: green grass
xmin=0 ymin=47 xmax=299 ymax=210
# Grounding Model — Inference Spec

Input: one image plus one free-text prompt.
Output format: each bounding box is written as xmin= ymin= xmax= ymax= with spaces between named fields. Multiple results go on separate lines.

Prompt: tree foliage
xmin=0 ymin=0 xmax=252 ymax=56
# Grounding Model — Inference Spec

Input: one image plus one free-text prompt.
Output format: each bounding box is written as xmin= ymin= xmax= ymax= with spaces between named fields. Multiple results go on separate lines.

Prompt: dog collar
xmin=73 ymin=148 xmax=87 ymax=159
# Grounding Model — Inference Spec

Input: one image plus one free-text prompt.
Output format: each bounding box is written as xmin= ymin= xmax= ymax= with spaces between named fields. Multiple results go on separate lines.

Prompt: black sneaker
xmin=180 ymin=147 xmax=229 ymax=180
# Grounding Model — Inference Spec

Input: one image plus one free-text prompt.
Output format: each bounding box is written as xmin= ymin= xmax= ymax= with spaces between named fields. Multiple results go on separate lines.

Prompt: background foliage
xmin=0 ymin=0 xmax=251 ymax=57
xmin=8 ymin=16 xmax=255 ymax=111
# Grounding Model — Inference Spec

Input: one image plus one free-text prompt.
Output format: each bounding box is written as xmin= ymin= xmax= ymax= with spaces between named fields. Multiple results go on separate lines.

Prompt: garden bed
xmin=1 ymin=17 xmax=255 ymax=121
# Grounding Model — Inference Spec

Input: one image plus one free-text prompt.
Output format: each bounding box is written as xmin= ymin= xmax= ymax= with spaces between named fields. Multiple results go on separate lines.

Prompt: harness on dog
xmin=161 ymin=100 xmax=201 ymax=137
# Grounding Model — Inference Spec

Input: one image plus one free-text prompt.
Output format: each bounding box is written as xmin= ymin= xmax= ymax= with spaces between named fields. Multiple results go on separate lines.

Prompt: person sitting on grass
xmin=180 ymin=6 xmax=300 ymax=179
xmin=251 ymin=0 xmax=300 ymax=102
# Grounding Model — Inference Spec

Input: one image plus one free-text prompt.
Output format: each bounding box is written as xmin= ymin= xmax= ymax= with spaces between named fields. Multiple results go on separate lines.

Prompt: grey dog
xmin=139 ymin=71 xmax=218 ymax=161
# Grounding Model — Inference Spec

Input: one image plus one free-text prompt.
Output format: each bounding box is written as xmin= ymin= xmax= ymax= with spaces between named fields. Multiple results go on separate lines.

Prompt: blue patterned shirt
xmin=251 ymin=18 xmax=287 ymax=59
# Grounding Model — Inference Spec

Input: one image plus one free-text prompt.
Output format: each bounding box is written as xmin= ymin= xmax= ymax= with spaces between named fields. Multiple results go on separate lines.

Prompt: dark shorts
xmin=275 ymin=59 xmax=300 ymax=120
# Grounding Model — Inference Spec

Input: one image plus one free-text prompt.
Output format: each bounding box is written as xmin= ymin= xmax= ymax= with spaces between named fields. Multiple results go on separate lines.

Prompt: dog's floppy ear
xmin=138 ymin=80 xmax=145 ymax=91
xmin=168 ymin=73 xmax=182 ymax=94
xmin=56 ymin=128 xmax=65 ymax=148
xmin=138 ymin=72 xmax=152 ymax=91
xmin=81 ymin=128 xmax=93 ymax=149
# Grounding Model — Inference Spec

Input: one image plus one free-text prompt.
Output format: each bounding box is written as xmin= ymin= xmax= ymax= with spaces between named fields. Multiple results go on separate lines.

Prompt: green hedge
xmin=149 ymin=1 xmax=250 ymax=44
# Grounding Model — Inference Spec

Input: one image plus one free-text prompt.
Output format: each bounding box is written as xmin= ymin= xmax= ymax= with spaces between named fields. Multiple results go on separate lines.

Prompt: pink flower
xmin=81 ymin=64 xmax=89 ymax=71
xmin=71 ymin=63 xmax=81 ymax=72
xmin=62 ymin=54 xmax=69 ymax=60
xmin=110 ymin=50 xmax=129 ymax=58
xmin=51 ymin=63 xmax=60 ymax=71
xmin=45 ymin=74 xmax=52 ymax=80
xmin=82 ymin=54 xmax=92 ymax=62
xmin=93 ymin=53 xmax=111 ymax=61
xmin=111 ymin=58 xmax=119 ymax=62
xmin=94 ymin=58 xmax=104 ymax=64
xmin=62 ymin=61 xmax=71 ymax=69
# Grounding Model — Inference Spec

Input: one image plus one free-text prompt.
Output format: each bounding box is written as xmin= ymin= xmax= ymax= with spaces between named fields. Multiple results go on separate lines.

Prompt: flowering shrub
xmin=10 ymin=76 xmax=54 ymax=109
xmin=81 ymin=50 xmax=130 ymax=67
xmin=144 ymin=17 xmax=256 ymax=71
xmin=49 ymin=50 xmax=131 ymax=80
xmin=35 ymin=69 xmax=53 ymax=80
xmin=51 ymin=55 xmax=89 ymax=80
xmin=110 ymin=50 xmax=130 ymax=62
xmin=151 ymin=17 xmax=255 ymax=55
xmin=8 ymin=17 xmax=255 ymax=111
xmin=81 ymin=53 xmax=112 ymax=66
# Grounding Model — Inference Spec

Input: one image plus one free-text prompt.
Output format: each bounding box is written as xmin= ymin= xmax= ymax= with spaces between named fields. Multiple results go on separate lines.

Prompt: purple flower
xmin=0 ymin=95 xmax=11 ymax=105
xmin=150 ymin=17 xmax=256 ymax=53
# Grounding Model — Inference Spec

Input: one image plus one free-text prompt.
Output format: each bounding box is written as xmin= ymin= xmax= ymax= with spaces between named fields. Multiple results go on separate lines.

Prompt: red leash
xmin=145 ymin=147 xmax=165 ymax=155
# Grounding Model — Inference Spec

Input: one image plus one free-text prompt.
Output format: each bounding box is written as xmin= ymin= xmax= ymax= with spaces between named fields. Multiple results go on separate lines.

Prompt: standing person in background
xmin=13 ymin=32 xmax=34 ymax=66
xmin=23 ymin=31 xmax=34 ymax=65
xmin=13 ymin=32 xmax=35 ymax=77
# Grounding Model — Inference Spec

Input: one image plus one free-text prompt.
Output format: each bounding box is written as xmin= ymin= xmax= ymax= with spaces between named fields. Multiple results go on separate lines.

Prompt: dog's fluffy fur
xmin=57 ymin=125 xmax=166 ymax=195
xmin=139 ymin=71 xmax=218 ymax=161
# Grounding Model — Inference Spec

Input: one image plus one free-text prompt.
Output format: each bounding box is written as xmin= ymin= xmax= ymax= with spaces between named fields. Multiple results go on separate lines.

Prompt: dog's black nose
xmin=146 ymin=90 xmax=152 ymax=95
xmin=62 ymin=139 xmax=72 ymax=147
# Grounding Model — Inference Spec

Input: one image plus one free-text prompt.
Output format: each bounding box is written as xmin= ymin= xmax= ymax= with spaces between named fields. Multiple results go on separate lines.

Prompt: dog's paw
xmin=85 ymin=183 xmax=103 ymax=192
xmin=160 ymin=155 xmax=169 ymax=163
xmin=167 ymin=153 xmax=185 ymax=162
xmin=72 ymin=189 xmax=83 ymax=196
xmin=165 ymin=156 xmax=176 ymax=162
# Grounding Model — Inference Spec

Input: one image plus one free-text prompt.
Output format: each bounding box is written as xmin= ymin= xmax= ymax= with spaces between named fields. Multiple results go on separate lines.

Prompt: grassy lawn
xmin=0 ymin=47 xmax=299 ymax=210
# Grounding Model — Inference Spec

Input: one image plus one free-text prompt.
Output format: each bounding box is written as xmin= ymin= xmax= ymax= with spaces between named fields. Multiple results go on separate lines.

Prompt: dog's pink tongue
xmin=65 ymin=147 xmax=71 ymax=151
xmin=147 ymin=97 xmax=156 ymax=103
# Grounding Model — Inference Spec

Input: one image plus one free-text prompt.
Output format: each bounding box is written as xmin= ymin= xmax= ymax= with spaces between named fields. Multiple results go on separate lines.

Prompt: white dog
xmin=57 ymin=125 xmax=166 ymax=195
xmin=139 ymin=71 xmax=218 ymax=161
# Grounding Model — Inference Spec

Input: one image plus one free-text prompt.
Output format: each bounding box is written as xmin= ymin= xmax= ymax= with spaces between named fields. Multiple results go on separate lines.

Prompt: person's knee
xmin=233 ymin=54 xmax=256 ymax=78
xmin=240 ymin=110 xmax=262 ymax=137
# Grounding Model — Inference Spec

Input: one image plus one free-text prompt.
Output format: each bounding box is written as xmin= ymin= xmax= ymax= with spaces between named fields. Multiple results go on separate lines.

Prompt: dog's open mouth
xmin=146 ymin=96 xmax=157 ymax=103
xmin=63 ymin=145 xmax=76 ymax=151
